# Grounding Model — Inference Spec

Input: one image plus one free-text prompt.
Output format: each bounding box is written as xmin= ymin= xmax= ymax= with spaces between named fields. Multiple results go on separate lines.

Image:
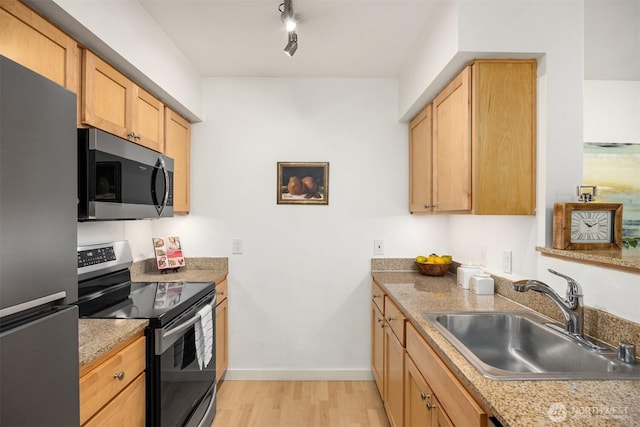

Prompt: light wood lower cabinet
xmin=80 ymin=334 xmax=146 ymax=427
xmin=405 ymin=355 xmax=453 ymax=427
xmin=215 ymin=278 xmax=228 ymax=383
xmin=164 ymin=107 xmax=191 ymax=213
xmin=406 ymin=323 xmax=487 ymax=427
xmin=371 ymin=302 xmax=385 ymax=396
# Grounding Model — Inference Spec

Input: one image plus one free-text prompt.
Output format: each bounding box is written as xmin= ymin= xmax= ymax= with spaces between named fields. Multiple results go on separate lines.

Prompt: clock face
xmin=570 ymin=210 xmax=612 ymax=243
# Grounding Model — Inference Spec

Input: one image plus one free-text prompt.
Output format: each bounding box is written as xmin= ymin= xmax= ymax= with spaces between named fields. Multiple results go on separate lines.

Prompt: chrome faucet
xmin=512 ymin=269 xmax=604 ymax=350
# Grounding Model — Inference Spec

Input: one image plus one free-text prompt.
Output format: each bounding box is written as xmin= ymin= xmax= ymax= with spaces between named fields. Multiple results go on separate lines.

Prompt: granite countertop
xmin=78 ymin=319 xmax=148 ymax=372
xmin=372 ymin=271 xmax=640 ymax=427
xmin=130 ymin=257 xmax=228 ymax=284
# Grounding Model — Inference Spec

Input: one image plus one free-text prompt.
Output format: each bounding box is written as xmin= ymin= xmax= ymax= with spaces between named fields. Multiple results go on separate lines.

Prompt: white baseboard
xmin=223 ymin=369 xmax=374 ymax=381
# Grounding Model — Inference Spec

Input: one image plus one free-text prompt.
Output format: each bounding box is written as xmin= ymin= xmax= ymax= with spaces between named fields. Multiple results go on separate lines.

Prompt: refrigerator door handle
xmin=0 ymin=291 xmax=66 ymax=319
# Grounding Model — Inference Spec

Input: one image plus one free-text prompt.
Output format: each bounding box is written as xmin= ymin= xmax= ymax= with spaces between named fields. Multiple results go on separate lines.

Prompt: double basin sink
xmin=421 ymin=311 xmax=640 ymax=381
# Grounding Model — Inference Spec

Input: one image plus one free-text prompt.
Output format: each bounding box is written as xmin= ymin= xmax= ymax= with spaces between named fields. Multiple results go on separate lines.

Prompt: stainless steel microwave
xmin=78 ymin=128 xmax=174 ymax=221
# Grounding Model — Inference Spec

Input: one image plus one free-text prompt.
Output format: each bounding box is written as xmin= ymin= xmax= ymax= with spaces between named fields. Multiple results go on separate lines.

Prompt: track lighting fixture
xmin=284 ymin=32 xmax=298 ymax=57
xmin=279 ymin=0 xmax=298 ymax=56
xmin=280 ymin=0 xmax=296 ymax=31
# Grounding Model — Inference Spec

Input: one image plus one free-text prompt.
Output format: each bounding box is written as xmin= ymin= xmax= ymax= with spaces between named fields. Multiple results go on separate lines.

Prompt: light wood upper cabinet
xmin=417 ymin=59 xmax=536 ymax=215
xmin=135 ymin=86 xmax=165 ymax=152
xmin=82 ymin=49 xmax=165 ymax=152
xmin=0 ymin=0 xmax=80 ymax=93
xmin=409 ymin=103 xmax=434 ymax=213
xmin=164 ymin=107 xmax=191 ymax=213
xmin=471 ymin=60 xmax=536 ymax=215
xmin=433 ymin=66 xmax=472 ymax=213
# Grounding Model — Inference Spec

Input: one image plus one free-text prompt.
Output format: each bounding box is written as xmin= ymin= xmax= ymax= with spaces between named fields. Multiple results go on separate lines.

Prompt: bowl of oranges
xmin=415 ymin=253 xmax=452 ymax=276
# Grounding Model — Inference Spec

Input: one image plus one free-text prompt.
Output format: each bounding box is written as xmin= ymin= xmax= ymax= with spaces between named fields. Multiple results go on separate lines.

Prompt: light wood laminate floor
xmin=210 ymin=380 xmax=390 ymax=427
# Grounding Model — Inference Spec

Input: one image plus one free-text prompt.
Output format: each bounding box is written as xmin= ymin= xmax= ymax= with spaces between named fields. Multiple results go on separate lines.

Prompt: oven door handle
xmin=162 ymin=314 xmax=200 ymax=340
xmin=155 ymin=293 xmax=216 ymax=355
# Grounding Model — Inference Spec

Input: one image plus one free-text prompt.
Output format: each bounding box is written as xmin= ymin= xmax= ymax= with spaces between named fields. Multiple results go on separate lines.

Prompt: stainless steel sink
xmin=421 ymin=311 xmax=640 ymax=380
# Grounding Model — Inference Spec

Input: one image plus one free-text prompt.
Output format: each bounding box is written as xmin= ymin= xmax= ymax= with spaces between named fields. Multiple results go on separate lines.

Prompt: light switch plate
xmin=232 ymin=238 xmax=243 ymax=254
xmin=374 ymin=240 xmax=384 ymax=255
xmin=502 ymin=250 xmax=512 ymax=274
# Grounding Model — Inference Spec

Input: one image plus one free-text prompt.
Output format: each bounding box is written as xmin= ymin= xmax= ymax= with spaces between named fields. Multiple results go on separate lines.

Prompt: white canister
xmin=470 ymin=273 xmax=494 ymax=295
xmin=457 ymin=265 xmax=482 ymax=289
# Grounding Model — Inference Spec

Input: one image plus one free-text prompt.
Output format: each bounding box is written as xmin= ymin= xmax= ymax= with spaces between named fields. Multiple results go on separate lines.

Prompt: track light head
xmin=284 ymin=32 xmax=298 ymax=57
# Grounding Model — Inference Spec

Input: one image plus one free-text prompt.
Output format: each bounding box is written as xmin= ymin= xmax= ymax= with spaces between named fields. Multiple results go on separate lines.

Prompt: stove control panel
xmin=77 ymin=246 xmax=116 ymax=268
xmin=77 ymin=241 xmax=134 ymax=282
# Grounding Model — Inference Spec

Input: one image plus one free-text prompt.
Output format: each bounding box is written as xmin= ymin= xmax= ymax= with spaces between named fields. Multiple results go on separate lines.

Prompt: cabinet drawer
xmin=406 ymin=324 xmax=486 ymax=427
xmin=80 ymin=336 xmax=146 ymax=425
xmin=84 ymin=373 xmax=145 ymax=427
xmin=371 ymin=282 xmax=385 ymax=313
xmin=384 ymin=296 xmax=406 ymax=346
xmin=216 ymin=278 xmax=228 ymax=304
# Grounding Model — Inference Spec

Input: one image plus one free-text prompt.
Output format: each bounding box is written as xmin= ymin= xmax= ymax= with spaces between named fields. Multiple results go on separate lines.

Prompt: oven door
xmin=152 ymin=293 xmax=217 ymax=427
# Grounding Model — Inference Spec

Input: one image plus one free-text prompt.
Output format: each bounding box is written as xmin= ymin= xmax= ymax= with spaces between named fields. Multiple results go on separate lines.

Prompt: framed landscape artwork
xmin=277 ymin=162 xmax=329 ymax=205
xmin=583 ymin=142 xmax=640 ymax=240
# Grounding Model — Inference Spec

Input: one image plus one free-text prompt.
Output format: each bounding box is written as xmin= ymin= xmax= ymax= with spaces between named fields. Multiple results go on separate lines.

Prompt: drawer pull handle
xmin=113 ymin=371 xmax=125 ymax=381
xmin=426 ymin=402 xmax=436 ymax=410
xmin=420 ymin=392 xmax=431 ymax=400
xmin=386 ymin=316 xmax=395 ymax=322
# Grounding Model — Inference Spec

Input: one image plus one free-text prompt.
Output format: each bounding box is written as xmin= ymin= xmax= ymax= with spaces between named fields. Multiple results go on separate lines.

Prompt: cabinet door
xmin=471 ymin=60 xmax=536 ymax=215
xmin=83 ymin=374 xmax=145 ymax=427
xmin=433 ymin=66 xmax=472 ymax=213
xmin=81 ymin=49 xmax=133 ymax=140
xmin=0 ymin=0 xmax=79 ymax=93
xmin=384 ymin=323 xmax=405 ymax=427
xmin=371 ymin=303 xmax=385 ymax=397
xmin=164 ymin=108 xmax=191 ymax=213
xmin=405 ymin=355 xmax=434 ymax=427
xmin=215 ymin=297 xmax=228 ymax=383
xmin=134 ymin=86 xmax=164 ymax=152
xmin=409 ymin=103 xmax=433 ymax=213
xmin=406 ymin=324 xmax=487 ymax=427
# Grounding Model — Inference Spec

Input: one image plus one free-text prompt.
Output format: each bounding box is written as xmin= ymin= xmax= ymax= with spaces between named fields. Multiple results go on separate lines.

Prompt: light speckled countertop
xmin=78 ymin=319 xmax=148 ymax=371
xmin=130 ymin=257 xmax=228 ymax=284
xmin=78 ymin=257 xmax=228 ymax=372
xmin=372 ymin=271 xmax=640 ymax=427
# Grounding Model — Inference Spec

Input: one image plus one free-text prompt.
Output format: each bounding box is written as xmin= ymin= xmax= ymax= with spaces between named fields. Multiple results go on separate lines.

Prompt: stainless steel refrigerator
xmin=0 ymin=56 xmax=79 ymax=425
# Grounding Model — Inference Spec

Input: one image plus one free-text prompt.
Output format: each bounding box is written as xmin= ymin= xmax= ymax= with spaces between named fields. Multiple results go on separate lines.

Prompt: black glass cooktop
xmin=90 ymin=281 xmax=214 ymax=327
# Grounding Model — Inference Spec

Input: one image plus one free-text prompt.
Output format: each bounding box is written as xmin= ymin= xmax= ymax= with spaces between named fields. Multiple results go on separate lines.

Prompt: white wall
xmin=143 ymin=78 xmax=448 ymax=378
xmin=584 ymin=80 xmax=640 ymax=143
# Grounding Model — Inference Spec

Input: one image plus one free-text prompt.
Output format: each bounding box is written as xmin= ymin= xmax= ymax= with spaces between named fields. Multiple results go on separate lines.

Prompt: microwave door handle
xmin=160 ymin=157 xmax=169 ymax=212
xmin=153 ymin=156 xmax=169 ymax=216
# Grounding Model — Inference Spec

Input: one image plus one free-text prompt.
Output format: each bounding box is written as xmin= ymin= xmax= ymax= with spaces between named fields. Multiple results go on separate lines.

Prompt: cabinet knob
xmin=386 ymin=316 xmax=395 ymax=322
xmin=127 ymin=132 xmax=136 ymax=139
xmin=426 ymin=402 xmax=436 ymax=410
xmin=420 ymin=392 xmax=431 ymax=400
xmin=113 ymin=371 xmax=125 ymax=381
xmin=372 ymin=294 xmax=380 ymax=299
xmin=135 ymin=133 xmax=142 ymax=140
xmin=217 ymin=290 xmax=225 ymax=296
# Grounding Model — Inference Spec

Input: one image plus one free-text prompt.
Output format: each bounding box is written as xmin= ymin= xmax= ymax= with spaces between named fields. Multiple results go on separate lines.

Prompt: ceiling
xmin=137 ymin=0 xmax=442 ymax=78
xmin=138 ymin=0 xmax=638 ymax=80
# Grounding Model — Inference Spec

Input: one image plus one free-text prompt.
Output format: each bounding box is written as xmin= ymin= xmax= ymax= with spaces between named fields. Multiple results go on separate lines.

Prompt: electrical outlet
xmin=374 ymin=240 xmax=384 ymax=255
xmin=232 ymin=238 xmax=243 ymax=254
xmin=502 ymin=250 xmax=512 ymax=274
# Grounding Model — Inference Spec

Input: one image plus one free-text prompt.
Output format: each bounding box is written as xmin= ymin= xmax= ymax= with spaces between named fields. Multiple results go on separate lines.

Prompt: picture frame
xmin=277 ymin=162 xmax=329 ymax=205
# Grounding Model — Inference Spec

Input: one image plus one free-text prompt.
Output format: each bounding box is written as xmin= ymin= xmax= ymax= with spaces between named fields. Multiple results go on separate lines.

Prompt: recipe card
xmin=152 ymin=236 xmax=186 ymax=270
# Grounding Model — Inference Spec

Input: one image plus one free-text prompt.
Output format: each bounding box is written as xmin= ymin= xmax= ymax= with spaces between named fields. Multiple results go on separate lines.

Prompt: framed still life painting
xmin=277 ymin=162 xmax=329 ymax=205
